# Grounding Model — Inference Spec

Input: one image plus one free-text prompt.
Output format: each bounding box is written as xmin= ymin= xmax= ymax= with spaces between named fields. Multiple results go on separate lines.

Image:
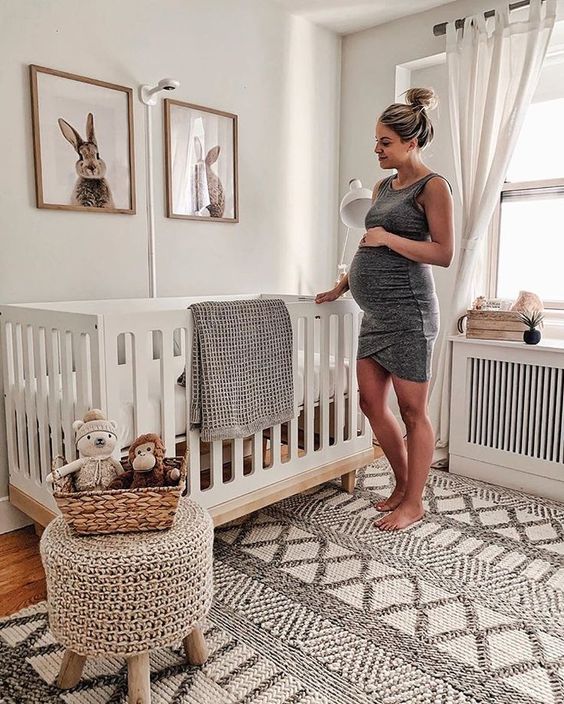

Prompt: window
xmin=490 ymin=76 xmax=564 ymax=310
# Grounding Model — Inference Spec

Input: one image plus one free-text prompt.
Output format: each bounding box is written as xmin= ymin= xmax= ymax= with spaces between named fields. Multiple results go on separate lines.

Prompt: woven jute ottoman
xmin=40 ymin=499 xmax=214 ymax=704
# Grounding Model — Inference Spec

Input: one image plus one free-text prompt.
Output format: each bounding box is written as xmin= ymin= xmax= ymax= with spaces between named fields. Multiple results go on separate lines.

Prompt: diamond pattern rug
xmin=2 ymin=458 xmax=564 ymax=703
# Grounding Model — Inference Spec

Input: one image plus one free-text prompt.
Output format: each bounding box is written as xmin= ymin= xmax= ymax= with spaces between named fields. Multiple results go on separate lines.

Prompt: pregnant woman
xmin=316 ymin=87 xmax=454 ymax=531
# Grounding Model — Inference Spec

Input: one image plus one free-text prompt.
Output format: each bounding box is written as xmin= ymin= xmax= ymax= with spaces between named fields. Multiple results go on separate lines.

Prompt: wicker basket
xmin=52 ymin=456 xmax=188 ymax=535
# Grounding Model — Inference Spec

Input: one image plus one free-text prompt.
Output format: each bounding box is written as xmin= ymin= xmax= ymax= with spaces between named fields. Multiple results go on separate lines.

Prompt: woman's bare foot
xmin=374 ymin=485 xmax=406 ymax=512
xmin=375 ymin=500 xmax=424 ymax=531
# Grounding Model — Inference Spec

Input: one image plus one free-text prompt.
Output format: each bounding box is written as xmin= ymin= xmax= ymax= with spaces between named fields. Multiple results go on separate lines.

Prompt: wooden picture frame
xmin=30 ymin=65 xmax=136 ymax=214
xmin=164 ymin=99 xmax=238 ymax=222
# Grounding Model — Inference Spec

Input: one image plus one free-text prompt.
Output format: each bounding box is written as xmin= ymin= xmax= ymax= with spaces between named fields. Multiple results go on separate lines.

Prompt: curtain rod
xmin=433 ymin=0 xmax=542 ymax=36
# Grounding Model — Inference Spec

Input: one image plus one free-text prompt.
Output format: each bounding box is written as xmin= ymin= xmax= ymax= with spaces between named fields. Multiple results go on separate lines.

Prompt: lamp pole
xmin=337 ymin=227 xmax=351 ymax=285
xmin=139 ymin=78 xmax=180 ymax=298
xmin=144 ymin=101 xmax=157 ymax=298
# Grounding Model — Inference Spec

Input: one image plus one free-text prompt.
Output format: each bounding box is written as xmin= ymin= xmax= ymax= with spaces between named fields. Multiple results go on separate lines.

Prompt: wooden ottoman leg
xmin=183 ymin=626 xmax=208 ymax=666
xmin=127 ymin=652 xmax=151 ymax=704
xmin=57 ymin=648 xmax=86 ymax=689
xmin=341 ymin=469 xmax=356 ymax=494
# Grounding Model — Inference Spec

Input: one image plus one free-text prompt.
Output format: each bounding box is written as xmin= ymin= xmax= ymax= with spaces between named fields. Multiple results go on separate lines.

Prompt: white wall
xmin=0 ymin=0 xmax=341 ymax=530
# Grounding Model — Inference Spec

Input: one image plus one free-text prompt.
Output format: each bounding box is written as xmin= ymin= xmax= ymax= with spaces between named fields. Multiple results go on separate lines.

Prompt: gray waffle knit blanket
xmin=188 ymin=299 xmax=295 ymax=442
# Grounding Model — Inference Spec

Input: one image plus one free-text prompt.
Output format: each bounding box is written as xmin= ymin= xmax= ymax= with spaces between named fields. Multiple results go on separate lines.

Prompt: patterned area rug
xmin=2 ymin=458 xmax=564 ymax=703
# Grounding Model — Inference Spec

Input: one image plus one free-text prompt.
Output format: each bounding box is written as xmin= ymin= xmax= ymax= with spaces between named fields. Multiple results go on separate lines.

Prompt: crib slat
xmin=22 ymin=324 xmax=40 ymax=481
xmin=88 ymin=317 xmax=105 ymax=416
xmin=131 ymin=330 xmax=151 ymax=436
xmin=183 ymin=319 xmax=201 ymax=497
xmin=211 ymin=439 xmax=223 ymax=491
xmin=270 ymin=424 xmax=281 ymax=468
xmin=1 ymin=322 xmax=19 ymax=478
xmin=303 ymin=315 xmax=315 ymax=453
xmin=334 ymin=312 xmax=345 ymax=445
xmin=289 ymin=316 xmax=299 ymax=461
xmin=45 ymin=328 xmax=63 ymax=461
xmin=12 ymin=324 xmax=29 ymax=477
xmin=104 ymin=333 xmax=123 ymax=452
xmin=188 ymin=429 xmax=200 ymax=498
xmin=347 ymin=312 xmax=359 ymax=440
xmin=60 ymin=331 xmax=76 ymax=462
xmin=33 ymin=327 xmax=51 ymax=482
xmin=73 ymin=333 xmax=91 ymax=421
xmin=252 ymin=431 xmax=262 ymax=475
xmin=319 ymin=313 xmax=330 ymax=451
xmin=160 ymin=328 xmax=176 ymax=454
xmin=232 ymin=437 xmax=244 ymax=480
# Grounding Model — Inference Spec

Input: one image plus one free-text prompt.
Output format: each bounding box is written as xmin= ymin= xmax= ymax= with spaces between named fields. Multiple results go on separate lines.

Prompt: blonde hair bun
xmin=378 ymin=87 xmax=438 ymax=149
xmin=404 ymin=87 xmax=438 ymax=112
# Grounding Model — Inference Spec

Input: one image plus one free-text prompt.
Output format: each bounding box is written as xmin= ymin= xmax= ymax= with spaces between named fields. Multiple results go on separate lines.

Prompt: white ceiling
xmin=274 ymin=0 xmax=455 ymax=35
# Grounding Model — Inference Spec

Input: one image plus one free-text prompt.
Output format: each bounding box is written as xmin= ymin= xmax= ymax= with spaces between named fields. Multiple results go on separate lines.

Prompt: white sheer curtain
xmin=429 ymin=0 xmax=556 ymax=466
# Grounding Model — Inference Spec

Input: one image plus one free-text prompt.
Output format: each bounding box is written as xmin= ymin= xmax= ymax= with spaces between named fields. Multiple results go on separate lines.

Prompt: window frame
xmin=488 ymin=176 xmax=564 ymax=311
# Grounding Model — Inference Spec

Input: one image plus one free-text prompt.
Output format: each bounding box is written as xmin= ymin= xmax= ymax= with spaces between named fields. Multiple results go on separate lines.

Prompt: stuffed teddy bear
xmin=109 ymin=433 xmax=180 ymax=490
xmin=46 ymin=409 xmax=123 ymax=492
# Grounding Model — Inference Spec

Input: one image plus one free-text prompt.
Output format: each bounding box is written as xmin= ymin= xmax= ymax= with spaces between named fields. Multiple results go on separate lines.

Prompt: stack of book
xmin=465 ymin=309 xmax=526 ymax=341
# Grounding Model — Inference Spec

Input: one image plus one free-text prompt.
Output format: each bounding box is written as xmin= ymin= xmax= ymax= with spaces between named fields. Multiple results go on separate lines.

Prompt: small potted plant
xmin=518 ymin=309 xmax=544 ymax=345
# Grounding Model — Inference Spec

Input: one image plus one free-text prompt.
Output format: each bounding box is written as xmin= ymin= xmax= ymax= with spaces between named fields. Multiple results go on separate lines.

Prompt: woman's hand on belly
xmin=360 ymin=226 xmax=391 ymax=248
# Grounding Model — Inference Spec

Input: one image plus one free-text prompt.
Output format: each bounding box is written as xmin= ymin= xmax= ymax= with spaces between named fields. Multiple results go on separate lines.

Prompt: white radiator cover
xmin=449 ymin=336 xmax=564 ymax=501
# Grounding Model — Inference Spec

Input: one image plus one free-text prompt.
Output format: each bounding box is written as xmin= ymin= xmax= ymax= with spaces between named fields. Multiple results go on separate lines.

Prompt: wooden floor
xmin=0 ymin=446 xmax=382 ymax=619
xmin=0 ymin=524 xmax=47 ymax=617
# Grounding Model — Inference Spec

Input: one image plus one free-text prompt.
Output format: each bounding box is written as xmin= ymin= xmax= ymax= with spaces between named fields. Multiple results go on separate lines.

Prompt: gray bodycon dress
xmin=348 ymin=172 xmax=450 ymax=383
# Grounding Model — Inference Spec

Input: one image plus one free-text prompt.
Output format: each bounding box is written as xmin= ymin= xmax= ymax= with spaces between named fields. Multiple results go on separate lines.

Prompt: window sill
xmin=450 ymin=334 xmax=564 ymax=352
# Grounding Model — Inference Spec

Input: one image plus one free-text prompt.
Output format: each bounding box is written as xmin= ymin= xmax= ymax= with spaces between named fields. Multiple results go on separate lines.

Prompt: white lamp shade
xmin=339 ymin=179 xmax=373 ymax=229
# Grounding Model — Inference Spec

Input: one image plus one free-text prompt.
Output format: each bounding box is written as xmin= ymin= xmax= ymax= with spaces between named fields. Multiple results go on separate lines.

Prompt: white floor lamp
xmin=337 ymin=179 xmax=373 ymax=284
xmin=139 ymin=78 xmax=180 ymax=298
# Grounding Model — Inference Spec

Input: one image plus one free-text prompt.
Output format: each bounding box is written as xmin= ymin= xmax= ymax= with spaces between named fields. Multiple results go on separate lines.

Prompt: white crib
xmin=0 ymin=294 xmax=373 ymax=528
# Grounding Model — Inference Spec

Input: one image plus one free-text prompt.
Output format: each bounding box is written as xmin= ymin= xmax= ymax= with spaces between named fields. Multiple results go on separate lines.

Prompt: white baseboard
xmin=449 ymin=454 xmax=564 ymax=503
xmin=0 ymin=495 xmax=33 ymax=534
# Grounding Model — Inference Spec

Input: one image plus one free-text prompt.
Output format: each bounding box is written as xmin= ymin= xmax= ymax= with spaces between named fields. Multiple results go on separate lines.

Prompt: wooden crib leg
xmin=341 ymin=469 xmax=356 ymax=494
xmin=183 ymin=626 xmax=208 ymax=666
xmin=57 ymin=649 xmax=86 ymax=689
xmin=127 ymin=652 xmax=151 ymax=703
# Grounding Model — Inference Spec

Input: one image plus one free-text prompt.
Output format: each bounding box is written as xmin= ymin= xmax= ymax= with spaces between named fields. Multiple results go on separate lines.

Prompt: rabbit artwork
xmin=58 ymin=112 xmax=115 ymax=209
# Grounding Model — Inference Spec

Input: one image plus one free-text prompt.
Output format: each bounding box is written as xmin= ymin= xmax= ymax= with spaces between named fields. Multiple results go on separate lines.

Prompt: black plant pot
xmin=523 ymin=328 xmax=541 ymax=345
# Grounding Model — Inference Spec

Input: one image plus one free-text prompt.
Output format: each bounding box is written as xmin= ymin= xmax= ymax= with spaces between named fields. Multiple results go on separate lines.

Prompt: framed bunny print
xmin=30 ymin=65 xmax=136 ymax=214
xmin=164 ymin=99 xmax=238 ymax=222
